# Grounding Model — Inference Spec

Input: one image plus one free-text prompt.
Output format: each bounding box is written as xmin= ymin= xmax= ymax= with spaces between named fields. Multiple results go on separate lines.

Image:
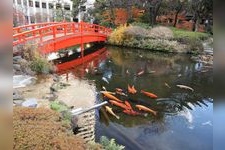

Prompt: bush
xmin=50 ymin=101 xmax=68 ymax=112
xmin=124 ymin=26 xmax=149 ymax=38
xmin=108 ymin=25 xmax=208 ymax=53
xmin=13 ymin=107 xmax=86 ymax=150
xmin=148 ymin=26 xmax=174 ymax=39
xmin=21 ymin=44 xmax=55 ymax=74
xmin=100 ymin=136 xmax=125 ymax=150
xmin=108 ymin=25 xmax=128 ymax=45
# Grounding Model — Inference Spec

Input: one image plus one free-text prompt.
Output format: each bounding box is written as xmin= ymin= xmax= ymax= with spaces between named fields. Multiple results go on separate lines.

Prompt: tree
xmin=189 ymin=0 xmax=213 ymax=31
xmin=172 ymin=0 xmax=187 ymax=27
xmin=160 ymin=0 xmax=188 ymax=27
xmin=92 ymin=0 xmax=116 ymax=27
xmin=137 ymin=0 xmax=164 ymax=26
xmin=72 ymin=0 xmax=87 ymax=19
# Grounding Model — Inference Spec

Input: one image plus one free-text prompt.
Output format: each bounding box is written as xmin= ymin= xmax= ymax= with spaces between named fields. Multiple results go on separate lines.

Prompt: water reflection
xmin=56 ymin=46 xmax=213 ymax=150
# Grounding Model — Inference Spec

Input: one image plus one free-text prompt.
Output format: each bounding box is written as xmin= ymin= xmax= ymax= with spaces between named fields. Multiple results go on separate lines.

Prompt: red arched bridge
xmin=13 ymin=22 xmax=111 ymax=54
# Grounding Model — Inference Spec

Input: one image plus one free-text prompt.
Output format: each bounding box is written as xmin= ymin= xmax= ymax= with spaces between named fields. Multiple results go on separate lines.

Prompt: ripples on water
xmin=56 ymin=45 xmax=213 ymax=150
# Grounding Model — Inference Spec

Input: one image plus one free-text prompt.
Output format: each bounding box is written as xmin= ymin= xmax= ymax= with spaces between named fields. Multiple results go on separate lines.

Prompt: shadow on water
xmin=55 ymin=45 xmax=213 ymax=150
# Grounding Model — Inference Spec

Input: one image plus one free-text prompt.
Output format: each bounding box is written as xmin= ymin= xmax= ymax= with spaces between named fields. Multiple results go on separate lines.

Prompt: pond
xmin=57 ymin=45 xmax=213 ymax=150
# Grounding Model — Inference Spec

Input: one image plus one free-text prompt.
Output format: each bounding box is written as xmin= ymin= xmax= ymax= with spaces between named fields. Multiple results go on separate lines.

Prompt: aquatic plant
xmin=100 ymin=136 xmax=125 ymax=150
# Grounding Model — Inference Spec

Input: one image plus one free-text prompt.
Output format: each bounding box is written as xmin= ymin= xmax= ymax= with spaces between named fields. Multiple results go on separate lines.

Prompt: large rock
xmin=13 ymin=100 xmax=24 ymax=106
xmin=13 ymin=56 xmax=22 ymax=63
xmin=13 ymin=64 xmax=21 ymax=71
xmin=13 ymin=89 xmax=23 ymax=100
xmin=22 ymin=98 xmax=38 ymax=108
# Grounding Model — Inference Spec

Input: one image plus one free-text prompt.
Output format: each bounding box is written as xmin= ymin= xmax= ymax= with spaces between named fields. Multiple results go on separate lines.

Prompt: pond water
xmin=57 ymin=45 xmax=213 ymax=150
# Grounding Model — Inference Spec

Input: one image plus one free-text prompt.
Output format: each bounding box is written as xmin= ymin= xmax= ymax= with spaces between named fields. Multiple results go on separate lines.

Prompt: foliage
xmin=131 ymin=22 xmax=152 ymax=29
xmin=108 ymin=25 xmax=128 ymax=45
xmin=149 ymin=26 xmax=174 ymax=39
xmin=86 ymin=141 xmax=103 ymax=150
xmin=100 ymin=136 xmax=125 ymax=150
xmin=50 ymin=101 xmax=72 ymax=127
xmin=13 ymin=107 xmax=86 ymax=150
xmin=72 ymin=0 xmax=87 ymax=18
xmin=124 ymin=26 xmax=149 ymax=38
xmin=21 ymin=44 xmax=55 ymax=74
xmin=50 ymin=101 xmax=68 ymax=112
xmin=109 ymin=24 xmax=209 ymax=53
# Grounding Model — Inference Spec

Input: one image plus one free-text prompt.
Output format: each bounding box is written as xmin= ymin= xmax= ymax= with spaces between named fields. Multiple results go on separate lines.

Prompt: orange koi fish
xmin=102 ymin=92 xmax=123 ymax=102
xmin=123 ymin=109 xmax=141 ymax=116
xmin=109 ymin=100 xmax=129 ymax=110
xmin=141 ymin=90 xmax=158 ymax=99
xmin=124 ymin=100 xmax=132 ymax=110
xmin=135 ymin=105 xmax=157 ymax=116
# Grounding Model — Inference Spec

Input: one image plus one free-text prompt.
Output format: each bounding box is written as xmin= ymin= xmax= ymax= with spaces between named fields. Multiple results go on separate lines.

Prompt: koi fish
xmin=115 ymin=88 xmax=123 ymax=92
xmin=109 ymin=100 xmax=129 ymax=110
xmin=126 ymin=69 xmax=130 ymax=75
xmin=102 ymin=86 xmax=107 ymax=91
xmin=102 ymin=77 xmax=109 ymax=84
xmin=124 ymin=101 xmax=132 ymax=110
xmin=100 ymin=91 xmax=116 ymax=95
xmin=165 ymin=82 xmax=171 ymax=88
xmin=123 ymin=109 xmax=141 ymax=116
xmin=141 ymin=90 xmax=158 ymax=99
xmin=137 ymin=70 xmax=144 ymax=76
xmin=101 ymin=92 xmax=122 ymax=102
xmin=131 ymin=85 xmax=137 ymax=94
xmin=176 ymin=84 xmax=194 ymax=92
xmin=105 ymin=106 xmax=120 ymax=119
xmin=135 ymin=105 xmax=157 ymax=116
xmin=128 ymin=84 xmax=137 ymax=94
xmin=116 ymin=91 xmax=128 ymax=97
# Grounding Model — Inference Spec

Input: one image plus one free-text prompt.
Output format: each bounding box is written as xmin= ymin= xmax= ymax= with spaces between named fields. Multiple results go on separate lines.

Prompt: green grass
xmin=50 ymin=101 xmax=68 ymax=112
xmin=170 ymin=27 xmax=210 ymax=41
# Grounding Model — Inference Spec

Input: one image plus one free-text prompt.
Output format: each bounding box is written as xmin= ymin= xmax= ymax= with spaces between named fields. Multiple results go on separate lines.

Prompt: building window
xmin=42 ymin=2 xmax=46 ymax=8
xmin=49 ymin=3 xmax=53 ymax=9
xmin=35 ymin=1 xmax=40 ymax=8
xmin=17 ymin=0 xmax=21 ymax=4
xmin=23 ymin=0 xmax=27 ymax=6
xmin=64 ymin=5 xmax=71 ymax=11
xmin=56 ymin=3 xmax=61 ymax=9
xmin=29 ymin=0 xmax=33 ymax=7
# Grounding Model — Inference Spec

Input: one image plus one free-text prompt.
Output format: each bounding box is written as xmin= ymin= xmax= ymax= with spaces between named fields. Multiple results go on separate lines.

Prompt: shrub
xmin=100 ymin=136 xmax=125 ymax=150
xmin=50 ymin=101 xmax=68 ymax=112
xmin=108 ymin=25 xmax=128 ymax=45
xmin=13 ymin=107 xmax=86 ymax=150
xmin=86 ymin=141 xmax=103 ymax=150
xmin=21 ymin=44 xmax=55 ymax=74
xmin=108 ymin=25 xmax=207 ymax=53
xmin=148 ymin=26 xmax=174 ymax=39
xmin=124 ymin=26 xmax=149 ymax=38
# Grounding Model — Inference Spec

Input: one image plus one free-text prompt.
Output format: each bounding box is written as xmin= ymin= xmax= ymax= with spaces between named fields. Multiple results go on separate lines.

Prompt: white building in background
xmin=13 ymin=0 xmax=73 ymax=25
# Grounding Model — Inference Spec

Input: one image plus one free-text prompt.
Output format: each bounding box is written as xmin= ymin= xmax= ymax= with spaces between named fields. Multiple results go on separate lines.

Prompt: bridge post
xmin=81 ymin=21 xmax=84 ymax=58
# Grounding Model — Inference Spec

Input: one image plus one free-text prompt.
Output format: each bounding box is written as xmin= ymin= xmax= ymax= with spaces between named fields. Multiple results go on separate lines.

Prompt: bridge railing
xmin=13 ymin=22 xmax=61 ymax=35
xmin=13 ymin=22 xmax=112 ymax=46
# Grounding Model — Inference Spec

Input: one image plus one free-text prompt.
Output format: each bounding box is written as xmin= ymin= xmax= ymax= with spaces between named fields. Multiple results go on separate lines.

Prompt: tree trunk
xmin=195 ymin=18 xmax=199 ymax=32
xmin=173 ymin=5 xmax=182 ymax=27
